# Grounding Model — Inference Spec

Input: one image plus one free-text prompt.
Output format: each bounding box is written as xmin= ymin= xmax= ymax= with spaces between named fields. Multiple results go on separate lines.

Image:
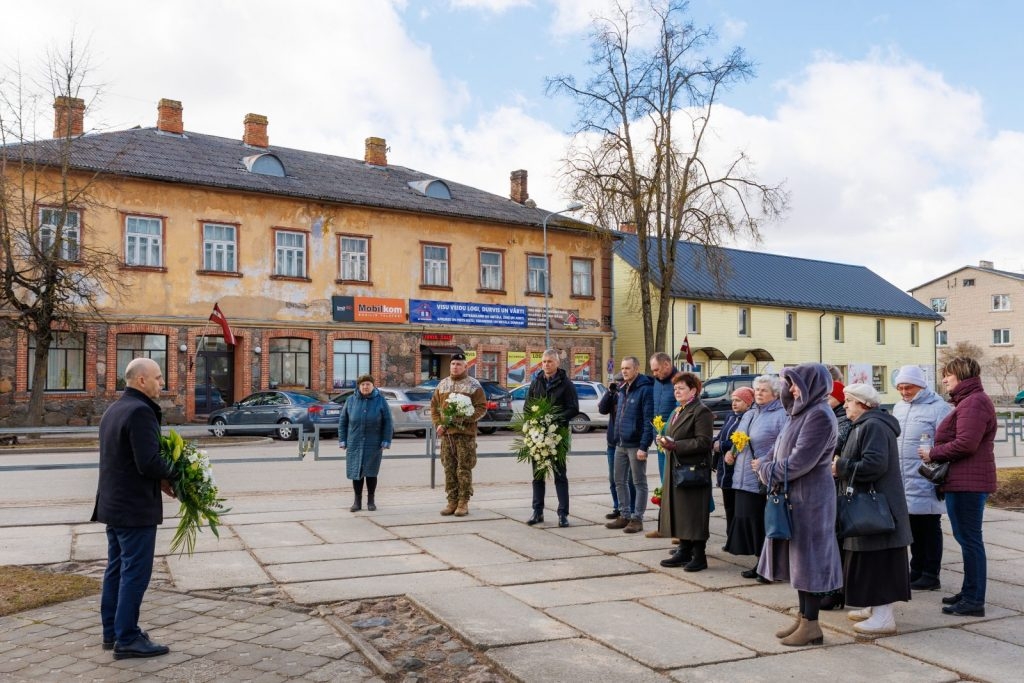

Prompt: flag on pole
xmin=681 ymin=336 xmax=694 ymax=367
xmin=209 ymin=303 xmax=236 ymax=346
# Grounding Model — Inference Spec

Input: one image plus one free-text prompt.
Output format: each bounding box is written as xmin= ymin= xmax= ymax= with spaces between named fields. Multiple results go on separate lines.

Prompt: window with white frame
xmin=911 ymin=322 xmax=919 ymax=347
xmin=340 ymin=236 xmax=369 ymax=281
xmin=687 ymin=303 xmax=701 ymax=334
xmin=422 ymin=244 xmax=449 ymax=286
xmin=963 ymin=278 xmax=975 ymax=287
xmin=275 ymin=230 xmax=306 ymax=278
xmin=269 ymin=337 xmax=311 ymax=387
xmin=876 ymin=319 xmax=886 ymax=344
xmin=931 ymin=297 xmax=948 ymax=313
xmin=936 ymin=329 xmax=948 ymax=346
xmin=993 ymin=328 xmax=1011 ymax=345
xmin=527 ymin=254 xmax=548 ymax=294
xmin=872 ymin=365 xmax=887 ymax=392
xmin=992 ymin=294 xmax=1011 ymax=311
xmin=28 ymin=331 xmax=85 ymax=391
xmin=203 ymin=223 xmax=237 ymax=272
xmin=834 ymin=315 xmax=844 ymax=342
xmin=125 ymin=216 xmax=162 ymax=267
xmin=477 ymin=351 xmax=500 ymax=381
xmin=38 ymin=208 xmax=80 ymax=260
xmin=738 ymin=307 xmax=751 ymax=337
xmin=115 ymin=334 xmax=167 ymax=389
xmin=479 ymin=250 xmax=503 ymax=290
xmin=332 ymin=339 xmax=371 ymax=389
xmin=571 ymin=258 xmax=593 ymax=297
xmin=784 ymin=311 xmax=797 ymax=340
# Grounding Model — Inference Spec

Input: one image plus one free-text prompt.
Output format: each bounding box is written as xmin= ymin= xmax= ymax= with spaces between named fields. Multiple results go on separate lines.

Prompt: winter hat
xmin=830 ymin=381 xmax=846 ymax=404
xmin=356 ymin=374 xmax=375 ymax=385
xmin=894 ymin=365 xmax=927 ymax=388
xmin=843 ymin=383 xmax=880 ymax=408
xmin=731 ymin=387 xmax=755 ymax=407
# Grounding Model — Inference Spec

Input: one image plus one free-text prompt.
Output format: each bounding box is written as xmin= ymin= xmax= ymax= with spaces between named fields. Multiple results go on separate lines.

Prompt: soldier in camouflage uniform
xmin=430 ymin=354 xmax=487 ymax=516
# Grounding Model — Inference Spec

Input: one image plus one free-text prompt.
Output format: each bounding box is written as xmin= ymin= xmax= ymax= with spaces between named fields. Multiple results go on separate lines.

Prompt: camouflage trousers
xmin=440 ymin=433 xmax=478 ymax=503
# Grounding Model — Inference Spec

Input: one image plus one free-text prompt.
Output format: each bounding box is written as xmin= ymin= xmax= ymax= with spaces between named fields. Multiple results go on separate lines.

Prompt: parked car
xmin=509 ymin=380 xmax=609 ymax=433
xmin=700 ymin=374 xmax=761 ymax=425
xmin=331 ymin=386 xmax=433 ymax=437
xmin=478 ymin=381 xmax=514 ymax=434
xmin=1015 ymin=389 xmax=1024 ymax=406
xmin=208 ymin=390 xmax=340 ymax=440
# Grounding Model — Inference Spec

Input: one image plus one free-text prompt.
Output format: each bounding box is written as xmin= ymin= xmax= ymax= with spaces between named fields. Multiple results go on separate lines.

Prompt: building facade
xmin=0 ymin=99 xmax=612 ymax=425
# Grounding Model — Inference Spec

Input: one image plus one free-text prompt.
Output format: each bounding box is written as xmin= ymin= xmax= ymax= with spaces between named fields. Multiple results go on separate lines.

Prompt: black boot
xmin=527 ymin=511 xmax=544 ymax=526
xmin=684 ymin=540 xmax=708 ymax=572
xmin=661 ymin=541 xmax=693 ymax=567
xmin=366 ymin=494 xmax=376 ymax=512
xmin=819 ymin=591 xmax=845 ymax=610
xmin=350 ymin=494 xmax=362 ymax=512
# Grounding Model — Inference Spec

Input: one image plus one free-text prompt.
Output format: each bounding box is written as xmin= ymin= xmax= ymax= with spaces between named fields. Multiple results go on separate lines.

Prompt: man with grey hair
xmin=647 ymin=351 xmax=677 ymax=539
xmin=605 ymin=356 xmax=654 ymax=533
xmin=525 ymin=349 xmax=579 ymax=528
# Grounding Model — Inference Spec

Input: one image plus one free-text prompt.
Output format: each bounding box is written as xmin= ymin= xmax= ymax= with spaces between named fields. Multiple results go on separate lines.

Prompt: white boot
xmin=853 ymin=603 xmax=896 ymax=635
xmin=847 ymin=606 xmax=872 ymax=622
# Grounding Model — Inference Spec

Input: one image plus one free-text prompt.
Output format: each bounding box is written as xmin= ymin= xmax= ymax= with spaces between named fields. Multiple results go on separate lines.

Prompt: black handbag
xmin=673 ymin=460 xmax=711 ymax=488
xmin=837 ymin=462 xmax=896 ymax=538
xmin=918 ymin=461 xmax=949 ymax=485
xmin=764 ymin=462 xmax=793 ymax=540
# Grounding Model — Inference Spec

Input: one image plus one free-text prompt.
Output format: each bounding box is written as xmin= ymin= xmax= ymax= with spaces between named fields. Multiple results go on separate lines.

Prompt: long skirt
xmin=844 ymin=546 xmax=911 ymax=607
xmin=724 ymin=489 xmax=766 ymax=557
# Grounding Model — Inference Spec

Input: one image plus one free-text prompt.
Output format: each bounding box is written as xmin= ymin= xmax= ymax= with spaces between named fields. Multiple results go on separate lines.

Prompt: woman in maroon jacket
xmin=920 ymin=357 xmax=997 ymax=617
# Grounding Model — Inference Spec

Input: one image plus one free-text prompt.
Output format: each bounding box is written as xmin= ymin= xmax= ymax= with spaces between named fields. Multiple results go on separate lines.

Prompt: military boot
xmin=440 ymin=501 xmax=457 ymax=516
xmin=454 ymin=500 xmax=469 ymax=517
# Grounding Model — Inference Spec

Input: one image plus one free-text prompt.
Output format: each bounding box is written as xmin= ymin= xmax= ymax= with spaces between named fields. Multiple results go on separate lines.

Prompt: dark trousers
xmin=946 ymin=492 xmax=988 ymax=604
xmin=908 ymin=513 xmax=943 ymax=580
xmin=102 ymin=525 xmax=157 ymax=646
xmin=532 ymin=460 xmax=569 ymax=515
xmin=722 ymin=487 xmax=736 ymax=540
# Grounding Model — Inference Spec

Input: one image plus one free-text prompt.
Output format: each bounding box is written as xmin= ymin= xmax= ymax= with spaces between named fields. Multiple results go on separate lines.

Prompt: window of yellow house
xmin=876 ymin=319 xmax=885 ymax=344
xmin=477 ymin=352 xmax=500 ymax=381
xmin=687 ymin=303 xmax=700 ymax=334
xmin=738 ymin=307 xmax=751 ymax=337
xmin=421 ymin=242 xmax=450 ymax=288
xmin=332 ymin=340 xmax=371 ymax=389
xmin=124 ymin=215 xmax=164 ymax=268
xmin=339 ymin=235 xmax=370 ymax=282
xmin=833 ymin=315 xmax=844 ymax=342
xmin=526 ymin=253 xmax=549 ymax=295
xmin=936 ymin=329 xmax=948 ymax=347
xmin=28 ymin=332 xmax=85 ymax=391
xmin=872 ymin=365 xmax=886 ymax=392
xmin=38 ymin=207 xmax=81 ymax=261
xmin=785 ymin=311 xmax=797 ymax=340
xmin=202 ymin=223 xmax=238 ymax=273
xmin=274 ymin=229 xmax=308 ymax=279
xmin=478 ymin=249 xmax=504 ymax=292
xmin=269 ymin=338 xmax=310 ymax=388
xmin=571 ymin=258 xmax=594 ymax=298
xmin=910 ymin=322 xmax=919 ymax=347
xmin=115 ymin=334 xmax=167 ymax=390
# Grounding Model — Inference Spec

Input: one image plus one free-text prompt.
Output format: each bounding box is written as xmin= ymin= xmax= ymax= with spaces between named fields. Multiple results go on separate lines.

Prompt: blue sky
xmin=2 ymin=0 xmax=1022 ymax=291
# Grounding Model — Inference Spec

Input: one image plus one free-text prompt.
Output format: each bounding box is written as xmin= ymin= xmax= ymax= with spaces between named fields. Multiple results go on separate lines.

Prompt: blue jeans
xmin=614 ymin=446 xmax=648 ymax=521
xmin=102 ymin=525 xmax=157 ymax=646
xmin=945 ymin=492 xmax=988 ymax=605
xmin=606 ymin=446 xmax=636 ymax=514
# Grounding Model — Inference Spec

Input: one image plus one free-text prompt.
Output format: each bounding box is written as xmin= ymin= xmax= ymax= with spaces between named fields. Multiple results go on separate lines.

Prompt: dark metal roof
xmin=7 ymin=128 xmax=589 ymax=232
xmin=614 ymin=232 xmax=941 ymax=320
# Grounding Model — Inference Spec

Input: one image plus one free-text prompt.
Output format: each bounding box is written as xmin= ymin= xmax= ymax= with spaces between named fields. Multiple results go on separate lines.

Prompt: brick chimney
xmin=243 ymin=113 xmax=269 ymax=147
xmin=365 ymin=137 xmax=387 ymax=166
xmin=53 ymin=96 xmax=85 ymax=138
xmin=156 ymin=98 xmax=184 ymax=134
xmin=619 ymin=222 xmax=637 ymax=234
xmin=510 ymin=169 xmax=529 ymax=204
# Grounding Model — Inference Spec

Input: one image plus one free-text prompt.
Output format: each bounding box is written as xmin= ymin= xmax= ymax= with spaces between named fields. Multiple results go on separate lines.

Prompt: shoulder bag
xmin=673 ymin=458 xmax=712 ymax=488
xmin=764 ymin=461 xmax=793 ymax=540
xmin=837 ymin=461 xmax=896 ymax=538
xmin=918 ymin=461 xmax=949 ymax=486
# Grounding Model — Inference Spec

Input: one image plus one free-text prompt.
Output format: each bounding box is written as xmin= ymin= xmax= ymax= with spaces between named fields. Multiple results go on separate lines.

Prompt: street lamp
xmin=541 ymin=202 xmax=585 ymax=348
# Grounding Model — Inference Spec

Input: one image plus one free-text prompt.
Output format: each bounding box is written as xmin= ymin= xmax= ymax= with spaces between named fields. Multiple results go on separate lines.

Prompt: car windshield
xmin=405 ymin=390 xmax=433 ymax=401
xmin=482 ymin=383 xmax=509 ymax=398
xmin=511 ymin=386 xmax=528 ymax=400
xmin=289 ymin=392 xmax=322 ymax=405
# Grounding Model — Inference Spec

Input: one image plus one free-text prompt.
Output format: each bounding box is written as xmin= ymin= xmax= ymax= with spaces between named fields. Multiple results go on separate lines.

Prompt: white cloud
xmin=449 ymin=0 xmax=532 ymax=12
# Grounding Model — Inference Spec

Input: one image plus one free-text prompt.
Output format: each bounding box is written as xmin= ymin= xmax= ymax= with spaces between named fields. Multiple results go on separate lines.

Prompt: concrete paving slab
xmin=463 ymin=555 xmax=646 ymax=585
xmin=166 ymin=550 xmax=271 ymax=590
xmin=975 ymin=524 xmax=1024 ymax=551
xmin=409 ymin=586 xmax=577 ymax=648
xmin=411 ymin=534 xmax=529 ymax=567
xmin=548 ymin=601 xmax=754 ymax=668
xmin=504 ymin=572 xmax=699 ymax=608
xmin=72 ymin=526 xmax=243 ymax=561
xmin=642 ymin=592 xmax=854 ymax=654
xmin=962 ymin=615 xmax=1024 ymax=647
xmin=670 ymin=642 xmax=959 ymax=682
xmin=546 ymin=523 xmax=623 ymax=541
xmin=940 ymin=570 xmax=1024 ymax=612
xmin=367 ymin=509 xmax=504 ymax=527
xmin=300 ymin=517 xmax=397 ymax=543
xmin=488 ymin=638 xmax=669 ymax=683
xmin=0 ymin=503 xmax=92 ymax=527
xmin=722 ymin=581 xmax=803 ymax=611
xmin=0 ymin=524 xmax=71 ymax=564
xmin=946 ymin=557 xmax=1024 ymax=586
xmin=282 ymin=569 xmax=480 ymax=603
xmin=251 ymin=539 xmax=420 ymax=564
xmin=619 ymin=550 xmax=755 ymax=589
xmin=878 ymin=628 xmax=1024 ymax=682
xmin=217 ymin=508 xmax=339 ymax=525
xmin=386 ymin=518 xmax=524 ymax=539
xmin=265 ymin=553 xmax=447 ymax=582
xmin=230 ymin=521 xmax=323 ymax=548
xmin=581 ymin=533 xmax=684 ymax=554
xmin=818 ymin=595 xmax=1018 ymax=637
xmin=476 ymin=526 xmax=603 ymax=561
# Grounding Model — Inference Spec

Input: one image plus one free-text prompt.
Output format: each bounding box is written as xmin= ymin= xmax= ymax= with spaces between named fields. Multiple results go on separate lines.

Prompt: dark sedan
xmin=208 ymin=390 xmax=341 ymax=440
xmin=478 ymin=381 xmax=513 ymax=434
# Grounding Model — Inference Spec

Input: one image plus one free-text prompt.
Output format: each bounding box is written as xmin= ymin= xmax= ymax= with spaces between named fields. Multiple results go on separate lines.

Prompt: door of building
xmin=195 ymin=343 xmax=234 ymax=415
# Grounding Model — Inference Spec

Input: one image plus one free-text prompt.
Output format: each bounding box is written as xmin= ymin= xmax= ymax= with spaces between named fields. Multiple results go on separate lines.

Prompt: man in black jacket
xmin=526 ymin=349 xmax=579 ymax=528
xmin=92 ymin=358 xmax=176 ymax=660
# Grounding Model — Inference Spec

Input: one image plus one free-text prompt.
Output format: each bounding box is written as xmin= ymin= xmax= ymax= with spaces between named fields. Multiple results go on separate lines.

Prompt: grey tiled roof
xmin=615 ymin=232 xmax=941 ymax=320
xmin=9 ymin=128 xmax=587 ymax=231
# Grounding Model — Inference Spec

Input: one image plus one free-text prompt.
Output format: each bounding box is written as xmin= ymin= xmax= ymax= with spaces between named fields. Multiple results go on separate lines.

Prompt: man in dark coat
xmin=526 ymin=349 xmax=579 ymax=528
xmin=92 ymin=358 xmax=176 ymax=660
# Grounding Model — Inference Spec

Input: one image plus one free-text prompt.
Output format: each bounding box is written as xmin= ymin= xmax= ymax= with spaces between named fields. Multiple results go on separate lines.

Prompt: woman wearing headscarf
xmin=920 ymin=357 xmax=997 ymax=617
xmin=338 ymin=374 xmax=393 ymax=512
xmin=713 ymin=387 xmax=754 ymax=548
xmin=833 ymin=383 xmax=912 ymax=635
xmin=892 ymin=364 xmax=952 ymax=592
xmin=724 ymin=375 xmax=786 ymax=582
xmin=754 ymin=363 xmax=842 ymax=647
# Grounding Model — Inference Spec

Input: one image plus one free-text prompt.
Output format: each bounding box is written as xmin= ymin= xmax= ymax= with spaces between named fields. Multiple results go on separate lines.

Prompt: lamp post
xmin=541 ymin=202 xmax=585 ymax=349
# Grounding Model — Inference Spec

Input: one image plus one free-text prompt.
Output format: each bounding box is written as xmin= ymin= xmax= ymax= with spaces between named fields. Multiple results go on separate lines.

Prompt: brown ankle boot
xmin=454 ymin=501 xmax=469 ymax=517
xmin=780 ymin=618 xmax=823 ymax=647
xmin=440 ymin=501 xmax=457 ymax=516
xmin=775 ymin=613 xmax=803 ymax=639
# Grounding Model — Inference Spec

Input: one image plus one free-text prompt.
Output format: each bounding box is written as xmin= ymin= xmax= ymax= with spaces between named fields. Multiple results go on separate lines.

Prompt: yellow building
xmin=0 ymin=98 xmax=612 ymax=424
xmin=612 ymin=232 xmax=940 ymax=404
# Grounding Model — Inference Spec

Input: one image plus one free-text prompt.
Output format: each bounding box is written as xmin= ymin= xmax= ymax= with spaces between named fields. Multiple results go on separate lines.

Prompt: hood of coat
xmin=852 ymin=406 xmax=901 ymax=437
xmin=356 ymin=387 xmax=381 ymax=400
xmin=780 ymin=363 xmax=832 ymax=416
xmin=949 ymin=375 xmax=985 ymax=404
xmin=905 ymin=386 xmax=944 ymax=408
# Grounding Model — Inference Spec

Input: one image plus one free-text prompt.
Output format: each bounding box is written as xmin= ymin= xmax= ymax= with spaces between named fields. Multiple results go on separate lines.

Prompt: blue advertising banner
xmin=409 ymin=299 xmax=527 ymax=328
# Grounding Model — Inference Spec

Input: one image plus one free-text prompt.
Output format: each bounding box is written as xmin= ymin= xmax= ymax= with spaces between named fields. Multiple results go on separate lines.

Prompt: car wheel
xmin=479 ymin=427 xmax=497 ymax=435
xmin=414 ymin=430 xmax=426 ymax=438
xmin=210 ymin=417 xmax=227 ymax=438
xmin=276 ymin=419 xmax=297 ymax=441
xmin=570 ymin=415 xmax=592 ymax=434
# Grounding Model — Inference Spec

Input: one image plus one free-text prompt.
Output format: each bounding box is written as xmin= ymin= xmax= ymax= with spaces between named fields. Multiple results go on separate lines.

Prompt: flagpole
xmin=190 ymin=318 xmax=215 ymax=374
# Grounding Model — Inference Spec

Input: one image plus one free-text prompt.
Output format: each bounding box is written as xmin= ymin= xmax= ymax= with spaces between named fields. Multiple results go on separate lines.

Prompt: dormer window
xmin=242 ymin=153 xmax=285 ymax=177
xmin=408 ymin=179 xmax=451 ymax=200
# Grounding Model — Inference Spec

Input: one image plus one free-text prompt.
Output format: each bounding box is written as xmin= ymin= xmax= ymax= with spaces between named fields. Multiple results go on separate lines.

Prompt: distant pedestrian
xmin=526 ymin=349 xmax=579 ymax=528
xmin=339 ymin=374 xmax=394 ymax=512
xmin=92 ymin=358 xmax=176 ymax=660
xmin=430 ymin=354 xmax=487 ymax=517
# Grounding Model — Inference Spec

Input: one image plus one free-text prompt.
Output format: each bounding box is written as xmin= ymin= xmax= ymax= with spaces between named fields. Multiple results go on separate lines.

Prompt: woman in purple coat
xmin=754 ymin=363 xmax=843 ymax=647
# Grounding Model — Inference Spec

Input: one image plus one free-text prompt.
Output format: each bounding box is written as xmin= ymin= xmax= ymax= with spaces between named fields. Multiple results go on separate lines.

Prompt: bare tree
xmin=989 ymin=354 xmax=1021 ymax=397
xmin=0 ymin=39 xmax=126 ymax=425
xmin=938 ymin=341 xmax=985 ymax=368
xmin=548 ymin=0 xmax=787 ymax=358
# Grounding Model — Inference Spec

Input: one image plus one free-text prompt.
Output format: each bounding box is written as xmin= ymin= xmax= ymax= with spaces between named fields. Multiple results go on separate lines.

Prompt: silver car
xmin=509 ymin=380 xmax=609 ymax=433
xmin=331 ymin=387 xmax=433 ymax=437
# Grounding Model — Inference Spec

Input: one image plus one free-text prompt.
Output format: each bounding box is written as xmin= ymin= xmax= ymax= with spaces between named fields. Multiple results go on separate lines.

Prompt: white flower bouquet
xmin=441 ymin=392 xmax=475 ymax=428
xmin=510 ymin=397 xmax=570 ymax=480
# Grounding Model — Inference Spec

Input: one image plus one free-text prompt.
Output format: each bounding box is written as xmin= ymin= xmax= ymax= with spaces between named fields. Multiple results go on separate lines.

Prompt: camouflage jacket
xmin=430 ymin=375 xmax=487 ymax=436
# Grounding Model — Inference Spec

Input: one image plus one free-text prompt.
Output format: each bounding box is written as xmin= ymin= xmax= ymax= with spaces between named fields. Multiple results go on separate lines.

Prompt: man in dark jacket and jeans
xmin=526 ymin=349 xmax=579 ymax=528
xmin=606 ymin=357 xmax=654 ymax=533
xmin=92 ymin=358 xmax=176 ymax=660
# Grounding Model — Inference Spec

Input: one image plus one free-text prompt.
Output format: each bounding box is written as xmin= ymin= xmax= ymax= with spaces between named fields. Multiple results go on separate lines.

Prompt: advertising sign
xmin=528 ymin=351 xmax=545 ymax=378
xmin=409 ymin=299 xmax=527 ymax=327
xmin=573 ymin=353 xmax=592 ymax=380
xmin=332 ymin=296 xmax=406 ymax=323
xmin=507 ymin=351 xmax=528 ymax=386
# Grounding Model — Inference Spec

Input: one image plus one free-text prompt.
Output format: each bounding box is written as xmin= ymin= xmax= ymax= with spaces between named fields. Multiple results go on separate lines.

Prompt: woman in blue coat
xmin=339 ymin=374 xmax=393 ymax=512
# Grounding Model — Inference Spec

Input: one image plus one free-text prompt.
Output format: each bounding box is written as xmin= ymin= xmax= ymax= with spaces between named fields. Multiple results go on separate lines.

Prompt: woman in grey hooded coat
xmin=754 ymin=363 xmax=842 ymax=647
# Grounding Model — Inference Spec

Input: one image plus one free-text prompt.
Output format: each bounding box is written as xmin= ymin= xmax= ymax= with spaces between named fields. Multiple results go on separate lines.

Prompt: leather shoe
xmin=104 ymin=630 xmax=147 ymax=651
xmin=605 ymin=510 xmax=620 ymax=520
xmin=740 ymin=568 xmax=759 ymax=579
xmin=558 ymin=514 xmax=569 ymax=528
xmin=910 ymin=575 xmax=941 ymax=591
xmin=526 ymin=512 xmax=544 ymax=526
xmin=941 ymin=593 xmax=962 ymax=605
xmin=942 ymin=600 xmax=985 ymax=617
xmin=113 ymin=634 xmax=170 ymax=660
